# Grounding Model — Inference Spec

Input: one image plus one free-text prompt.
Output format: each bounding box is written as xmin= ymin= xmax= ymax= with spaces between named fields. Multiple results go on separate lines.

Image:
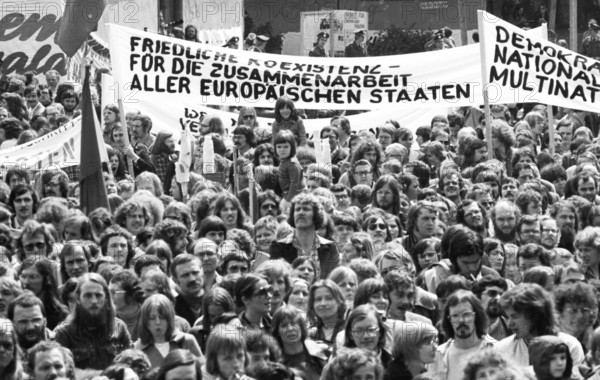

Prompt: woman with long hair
xmin=307 ymin=279 xmax=347 ymax=348
xmin=134 ymin=294 xmax=202 ymax=368
xmin=271 ymin=96 xmax=307 ymax=146
xmin=342 ymin=304 xmax=392 ymax=368
xmin=285 ymin=277 xmax=310 ymax=315
xmin=328 ymin=267 xmax=358 ymax=310
xmin=214 ymin=192 xmax=252 ymax=232
xmin=271 ymin=305 xmax=329 ymax=380
xmin=191 ymin=287 xmax=235 ymax=353
xmin=18 ymin=257 xmax=68 ymax=329
xmin=0 ymin=319 xmax=23 ymax=380
xmin=235 ymin=273 xmax=273 ymax=334
xmin=202 ymin=325 xmax=252 ymax=380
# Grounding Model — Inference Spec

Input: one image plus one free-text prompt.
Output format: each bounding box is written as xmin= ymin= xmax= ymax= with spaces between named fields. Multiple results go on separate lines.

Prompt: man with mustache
xmin=472 ymin=276 xmax=509 ymax=341
xmin=54 ymin=273 xmax=132 ymax=370
xmin=516 ymin=215 xmax=542 ymax=245
xmin=383 ymin=270 xmax=431 ymax=324
xmin=549 ymin=200 xmax=579 ymax=252
xmin=500 ymin=178 xmax=519 ymax=202
xmin=26 ymin=340 xmax=76 ymax=380
xmin=8 ymin=293 xmax=53 ymax=354
xmin=130 ymin=114 xmax=155 ymax=149
xmin=58 ymin=90 xmax=79 ymax=120
xmin=172 ymin=254 xmax=205 ymax=327
xmin=456 ymin=199 xmax=488 ymax=240
xmin=491 ymin=200 xmax=520 ymax=245
xmin=430 ymin=290 xmax=496 ymax=380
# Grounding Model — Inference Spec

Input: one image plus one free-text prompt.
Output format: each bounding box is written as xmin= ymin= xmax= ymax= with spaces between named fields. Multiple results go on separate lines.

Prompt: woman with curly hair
xmin=271 ymin=96 xmax=307 ymax=146
xmin=325 ymin=347 xmax=383 ymax=380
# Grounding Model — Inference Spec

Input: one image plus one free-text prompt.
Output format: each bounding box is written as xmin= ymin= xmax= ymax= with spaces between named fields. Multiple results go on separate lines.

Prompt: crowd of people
xmin=2 ymin=39 xmax=600 ymax=380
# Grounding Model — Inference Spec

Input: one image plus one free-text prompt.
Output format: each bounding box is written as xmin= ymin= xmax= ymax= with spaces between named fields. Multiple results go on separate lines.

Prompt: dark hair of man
xmin=441 ymin=290 xmax=487 ymax=339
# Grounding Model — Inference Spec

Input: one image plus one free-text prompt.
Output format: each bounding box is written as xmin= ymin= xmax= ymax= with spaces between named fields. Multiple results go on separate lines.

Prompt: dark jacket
xmin=344 ymin=42 xmax=368 ymax=57
xmin=270 ymin=235 xmax=340 ymax=279
xmin=54 ymin=318 xmax=132 ymax=370
xmin=529 ymin=335 xmax=573 ymax=380
xmin=175 ymin=294 xmax=203 ymax=327
xmin=309 ymin=46 xmax=327 ymax=57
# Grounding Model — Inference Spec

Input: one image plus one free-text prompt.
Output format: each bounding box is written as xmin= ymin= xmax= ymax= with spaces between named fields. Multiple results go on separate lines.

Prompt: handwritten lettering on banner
xmin=480 ymin=11 xmax=600 ymax=113
xmin=0 ymin=0 xmax=68 ymax=75
xmin=108 ymin=23 xmax=486 ymax=110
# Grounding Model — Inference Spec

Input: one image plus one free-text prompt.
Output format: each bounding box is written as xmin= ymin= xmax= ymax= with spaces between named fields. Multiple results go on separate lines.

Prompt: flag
xmin=58 ymin=0 xmax=107 ymax=57
xmin=80 ymin=66 xmax=109 ymax=215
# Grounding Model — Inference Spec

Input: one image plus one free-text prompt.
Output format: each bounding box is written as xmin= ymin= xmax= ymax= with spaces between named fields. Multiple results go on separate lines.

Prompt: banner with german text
xmin=479 ymin=10 xmax=600 ymax=114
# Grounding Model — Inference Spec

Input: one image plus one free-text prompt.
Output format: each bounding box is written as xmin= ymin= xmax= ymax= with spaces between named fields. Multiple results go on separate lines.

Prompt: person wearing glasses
xmin=17 ymin=257 xmax=68 ymax=330
xmin=338 ymin=159 xmax=373 ymax=189
xmin=515 ymin=216 xmax=543 ymax=246
xmin=430 ymin=290 xmax=496 ymax=380
xmin=555 ymin=282 xmax=598 ymax=350
xmin=362 ymin=214 xmax=391 ymax=251
xmin=385 ymin=321 xmax=438 ymax=380
xmin=234 ymin=273 xmax=273 ymax=334
xmin=497 ymin=283 xmax=585 ymax=369
xmin=472 ymin=276 xmax=510 ymax=341
xmin=574 ymin=226 xmax=600 ymax=282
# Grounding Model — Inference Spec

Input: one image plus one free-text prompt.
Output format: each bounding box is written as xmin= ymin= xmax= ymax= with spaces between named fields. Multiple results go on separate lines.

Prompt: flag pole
xmin=117 ymin=95 xmax=135 ymax=176
xmin=541 ymin=23 xmax=556 ymax=156
xmin=477 ymin=10 xmax=494 ymax=161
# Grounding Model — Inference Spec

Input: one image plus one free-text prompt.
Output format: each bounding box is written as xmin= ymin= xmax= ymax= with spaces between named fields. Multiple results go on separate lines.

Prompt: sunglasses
xmin=368 ymin=223 xmax=387 ymax=231
xmin=24 ymin=242 xmax=46 ymax=251
xmin=253 ymin=285 xmax=273 ymax=298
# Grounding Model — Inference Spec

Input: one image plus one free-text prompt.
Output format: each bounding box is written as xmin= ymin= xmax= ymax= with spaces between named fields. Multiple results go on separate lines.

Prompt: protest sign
xmin=0 ymin=117 xmax=83 ymax=171
xmin=108 ymin=23 xmax=485 ymax=110
xmin=108 ymin=23 xmax=552 ymax=111
xmin=479 ymin=10 xmax=600 ymax=114
xmin=0 ymin=0 xmax=68 ymax=75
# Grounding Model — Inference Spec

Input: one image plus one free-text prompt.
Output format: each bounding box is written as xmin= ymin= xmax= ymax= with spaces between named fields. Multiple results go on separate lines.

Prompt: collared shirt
xmin=292 ymin=231 xmax=321 ymax=263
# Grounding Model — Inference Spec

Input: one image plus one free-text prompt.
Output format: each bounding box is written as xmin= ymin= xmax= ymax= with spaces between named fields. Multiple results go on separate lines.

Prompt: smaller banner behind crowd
xmin=0 ymin=117 xmax=81 ymax=174
xmin=479 ymin=11 xmax=600 ymax=114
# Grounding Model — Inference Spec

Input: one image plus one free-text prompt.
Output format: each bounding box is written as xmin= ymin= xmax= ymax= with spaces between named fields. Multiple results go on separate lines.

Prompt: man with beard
xmin=41 ymin=171 xmax=69 ymax=199
xmin=372 ymin=175 xmax=402 ymax=216
xmin=383 ymin=270 xmax=432 ymax=324
xmin=58 ymin=90 xmax=79 ymax=120
xmin=472 ymin=276 xmax=510 ymax=340
xmin=171 ymin=254 xmax=205 ymax=326
xmin=54 ymin=273 xmax=132 ymax=370
xmin=516 ymin=215 xmax=542 ymax=245
xmin=491 ymin=200 xmax=520 ymax=244
xmin=131 ymin=114 xmax=155 ymax=149
xmin=7 ymin=293 xmax=53 ymax=356
xmin=257 ymin=191 xmax=281 ymax=218
xmin=150 ymin=131 xmax=177 ymax=189
xmin=456 ymin=199 xmax=487 ymax=239
xmin=400 ymin=201 xmax=438 ymax=254
xmin=8 ymin=184 xmax=38 ymax=229
xmin=26 ymin=340 xmax=76 ymax=380
xmin=549 ymin=200 xmax=579 ymax=252
xmin=500 ymin=177 xmax=519 ymax=202
xmin=497 ymin=283 xmax=584 ymax=368
xmin=540 ymin=215 xmax=561 ymax=251
xmin=430 ymin=290 xmax=496 ymax=380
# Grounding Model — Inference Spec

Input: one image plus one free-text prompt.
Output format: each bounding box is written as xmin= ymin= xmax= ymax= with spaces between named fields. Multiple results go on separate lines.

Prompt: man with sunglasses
xmin=257 ymin=191 xmax=281 ymax=218
xmin=472 ymin=276 xmax=510 ymax=341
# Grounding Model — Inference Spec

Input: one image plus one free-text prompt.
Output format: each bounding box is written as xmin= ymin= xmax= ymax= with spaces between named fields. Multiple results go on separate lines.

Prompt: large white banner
xmin=108 ymin=23 xmax=486 ymax=110
xmin=479 ymin=11 xmax=600 ymax=114
xmin=108 ymin=23 xmax=552 ymax=111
